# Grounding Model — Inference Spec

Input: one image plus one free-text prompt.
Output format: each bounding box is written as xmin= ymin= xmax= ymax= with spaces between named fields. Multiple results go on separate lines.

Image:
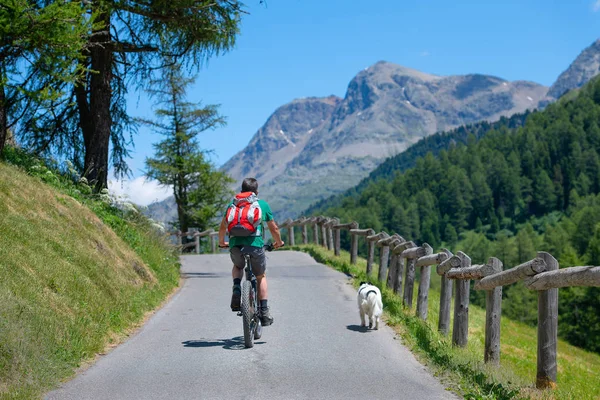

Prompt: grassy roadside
xmin=292 ymin=244 xmax=600 ymax=400
xmin=0 ymin=150 xmax=180 ymax=399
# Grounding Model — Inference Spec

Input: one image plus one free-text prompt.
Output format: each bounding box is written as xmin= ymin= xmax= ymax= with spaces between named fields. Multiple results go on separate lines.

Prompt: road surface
xmin=46 ymin=251 xmax=458 ymax=400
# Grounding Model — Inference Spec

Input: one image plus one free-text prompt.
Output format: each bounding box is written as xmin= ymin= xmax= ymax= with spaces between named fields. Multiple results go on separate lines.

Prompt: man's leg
xmin=232 ymin=264 xmax=243 ymax=280
xmin=256 ymin=274 xmax=268 ymax=300
xmin=249 ymin=247 xmax=273 ymax=326
xmin=229 ymin=247 xmax=245 ymax=311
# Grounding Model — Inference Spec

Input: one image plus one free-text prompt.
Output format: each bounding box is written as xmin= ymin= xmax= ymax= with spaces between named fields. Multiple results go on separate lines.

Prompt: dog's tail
xmin=367 ymin=292 xmax=383 ymax=317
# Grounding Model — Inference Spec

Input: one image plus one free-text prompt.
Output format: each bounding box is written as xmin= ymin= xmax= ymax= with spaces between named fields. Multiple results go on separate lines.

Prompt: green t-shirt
xmin=227 ymin=199 xmax=274 ymax=248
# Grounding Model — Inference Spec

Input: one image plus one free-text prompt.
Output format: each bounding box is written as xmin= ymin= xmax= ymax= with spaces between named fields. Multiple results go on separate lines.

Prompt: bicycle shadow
xmin=182 ymin=337 xmax=265 ymax=350
xmin=346 ymin=324 xmax=371 ymax=333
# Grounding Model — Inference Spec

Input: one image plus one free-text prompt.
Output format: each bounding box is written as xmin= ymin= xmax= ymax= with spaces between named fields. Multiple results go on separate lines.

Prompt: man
xmin=218 ymin=177 xmax=284 ymax=326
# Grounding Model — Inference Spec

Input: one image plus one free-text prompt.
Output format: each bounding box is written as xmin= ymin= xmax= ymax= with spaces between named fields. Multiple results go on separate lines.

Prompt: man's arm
xmin=267 ymin=220 xmax=284 ymax=248
xmin=218 ymin=216 xmax=228 ymax=247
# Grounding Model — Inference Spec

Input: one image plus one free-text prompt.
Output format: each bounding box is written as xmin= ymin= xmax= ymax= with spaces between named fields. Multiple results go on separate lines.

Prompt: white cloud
xmin=108 ymin=177 xmax=171 ymax=206
xmin=593 ymin=0 xmax=600 ymax=11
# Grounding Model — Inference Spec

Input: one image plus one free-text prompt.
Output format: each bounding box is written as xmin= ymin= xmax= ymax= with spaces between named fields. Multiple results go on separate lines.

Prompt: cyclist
xmin=218 ymin=177 xmax=284 ymax=326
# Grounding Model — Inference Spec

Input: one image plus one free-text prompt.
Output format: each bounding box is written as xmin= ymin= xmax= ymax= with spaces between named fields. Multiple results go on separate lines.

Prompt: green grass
xmin=292 ymin=244 xmax=600 ymax=400
xmin=0 ymin=150 xmax=180 ymax=399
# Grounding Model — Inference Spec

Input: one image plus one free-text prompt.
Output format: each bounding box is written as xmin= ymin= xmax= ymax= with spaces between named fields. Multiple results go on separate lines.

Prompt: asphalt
xmin=45 ymin=250 xmax=459 ymax=400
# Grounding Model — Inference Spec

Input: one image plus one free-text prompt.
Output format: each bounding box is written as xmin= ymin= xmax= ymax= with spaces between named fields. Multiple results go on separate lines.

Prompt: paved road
xmin=46 ymin=251 xmax=458 ymax=400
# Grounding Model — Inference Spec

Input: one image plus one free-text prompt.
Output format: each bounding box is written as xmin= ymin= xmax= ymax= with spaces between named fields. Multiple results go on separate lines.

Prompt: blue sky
xmin=112 ymin=0 xmax=600 ymax=204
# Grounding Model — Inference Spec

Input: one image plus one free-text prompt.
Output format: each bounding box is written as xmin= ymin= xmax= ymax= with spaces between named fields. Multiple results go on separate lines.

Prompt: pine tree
xmin=585 ymin=223 xmax=600 ymax=265
xmin=516 ymin=224 xmax=536 ymax=263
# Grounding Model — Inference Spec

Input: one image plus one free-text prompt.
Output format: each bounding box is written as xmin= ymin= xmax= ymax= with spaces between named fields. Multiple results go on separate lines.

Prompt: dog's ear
xmin=360 ymin=281 xmax=366 ymax=286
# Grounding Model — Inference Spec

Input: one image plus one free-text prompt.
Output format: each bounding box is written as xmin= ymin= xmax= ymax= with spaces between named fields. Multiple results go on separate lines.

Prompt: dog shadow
xmin=346 ymin=324 xmax=372 ymax=333
xmin=182 ymin=336 xmax=265 ymax=350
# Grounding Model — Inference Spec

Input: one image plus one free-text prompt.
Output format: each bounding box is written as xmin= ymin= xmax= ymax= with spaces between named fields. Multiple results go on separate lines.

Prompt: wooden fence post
xmin=302 ymin=222 xmax=309 ymax=244
xmin=346 ymin=222 xmax=360 ymax=265
xmin=484 ymin=257 xmax=503 ymax=364
xmin=377 ymin=234 xmax=397 ymax=283
xmin=392 ymin=241 xmax=414 ymax=295
xmin=449 ymin=256 xmax=503 ymax=362
xmin=293 ymin=217 xmax=308 ymax=245
xmin=400 ymin=244 xmax=429 ymax=309
xmin=295 ymin=217 xmax=309 ymax=245
xmin=452 ymin=251 xmax=471 ymax=347
xmin=317 ymin=216 xmax=328 ymax=248
xmin=312 ymin=217 xmax=319 ymax=245
xmin=327 ymin=218 xmax=338 ymax=251
xmin=332 ymin=221 xmax=356 ymax=257
xmin=365 ymin=231 xmax=385 ymax=276
xmin=385 ymin=236 xmax=404 ymax=289
xmin=210 ymin=232 xmax=218 ymax=253
xmin=413 ymin=244 xmax=440 ymax=321
xmin=333 ymin=226 xmax=341 ymax=256
xmin=288 ymin=221 xmax=295 ymax=246
xmin=436 ymin=249 xmax=454 ymax=335
xmin=282 ymin=219 xmax=295 ymax=246
xmin=535 ymin=251 xmax=559 ymax=389
xmin=280 ymin=219 xmax=289 ymax=244
xmin=194 ymin=233 xmax=200 ymax=254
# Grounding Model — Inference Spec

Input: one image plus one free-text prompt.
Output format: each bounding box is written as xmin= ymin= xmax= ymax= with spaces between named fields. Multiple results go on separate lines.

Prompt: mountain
xmin=222 ymin=96 xmax=341 ymax=187
xmin=146 ymin=196 xmax=177 ymax=228
xmin=222 ymin=61 xmax=547 ymax=220
xmin=546 ymin=39 xmax=600 ymax=100
xmin=145 ymin=40 xmax=600 ymax=224
xmin=306 ymin=111 xmax=531 ymax=216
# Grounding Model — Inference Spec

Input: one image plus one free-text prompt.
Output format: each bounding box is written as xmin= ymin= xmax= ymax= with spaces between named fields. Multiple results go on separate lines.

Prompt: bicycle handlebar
xmin=218 ymin=242 xmax=284 ymax=251
xmin=264 ymin=243 xmax=277 ymax=252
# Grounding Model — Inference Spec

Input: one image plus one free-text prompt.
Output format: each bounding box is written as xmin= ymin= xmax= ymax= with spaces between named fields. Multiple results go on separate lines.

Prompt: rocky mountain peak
xmin=547 ymin=39 xmax=600 ymax=99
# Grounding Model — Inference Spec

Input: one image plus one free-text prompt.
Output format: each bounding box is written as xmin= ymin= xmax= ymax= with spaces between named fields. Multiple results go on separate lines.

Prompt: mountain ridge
xmin=147 ymin=40 xmax=600 ymax=224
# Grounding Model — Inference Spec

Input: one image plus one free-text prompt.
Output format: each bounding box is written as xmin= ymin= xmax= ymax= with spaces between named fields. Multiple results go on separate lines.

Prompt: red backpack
xmin=225 ymin=192 xmax=263 ymax=237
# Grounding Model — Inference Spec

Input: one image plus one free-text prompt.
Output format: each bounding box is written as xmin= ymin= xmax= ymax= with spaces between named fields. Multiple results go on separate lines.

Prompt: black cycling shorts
xmin=230 ymin=245 xmax=266 ymax=276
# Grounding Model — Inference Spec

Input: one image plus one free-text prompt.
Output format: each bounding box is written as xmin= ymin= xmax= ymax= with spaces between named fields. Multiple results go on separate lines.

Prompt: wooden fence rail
xmin=290 ymin=214 xmax=600 ymax=391
xmin=171 ymin=229 xmax=217 ymax=254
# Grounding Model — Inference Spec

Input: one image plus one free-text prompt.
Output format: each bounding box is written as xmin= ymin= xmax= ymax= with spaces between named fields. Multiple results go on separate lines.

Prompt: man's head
xmin=242 ymin=177 xmax=258 ymax=194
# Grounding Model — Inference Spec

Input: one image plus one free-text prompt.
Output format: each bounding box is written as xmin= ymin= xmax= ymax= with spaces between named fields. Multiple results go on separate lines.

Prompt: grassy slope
xmin=294 ymin=245 xmax=600 ymax=400
xmin=0 ymin=162 xmax=180 ymax=399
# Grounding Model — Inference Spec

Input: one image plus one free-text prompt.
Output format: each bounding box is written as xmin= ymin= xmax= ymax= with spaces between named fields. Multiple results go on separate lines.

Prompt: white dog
xmin=357 ymin=282 xmax=383 ymax=330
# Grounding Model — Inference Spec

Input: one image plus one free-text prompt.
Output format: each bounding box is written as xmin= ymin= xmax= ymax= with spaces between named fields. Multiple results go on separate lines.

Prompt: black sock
xmin=233 ymin=278 xmax=241 ymax=286
xmin=260 ymin=300 xmax=268 ymax=309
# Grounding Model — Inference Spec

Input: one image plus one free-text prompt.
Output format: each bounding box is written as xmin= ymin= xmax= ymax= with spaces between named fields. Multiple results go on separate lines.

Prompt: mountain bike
xmin=239 ymin=243 xmax=278 ymax=348
xmin=220 ymin=243 xmax=278 ymax=348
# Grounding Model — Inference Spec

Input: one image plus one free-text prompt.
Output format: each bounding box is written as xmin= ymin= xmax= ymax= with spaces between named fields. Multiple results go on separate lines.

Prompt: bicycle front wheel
xmin=241 ymin=280 xmax=254 ymax=348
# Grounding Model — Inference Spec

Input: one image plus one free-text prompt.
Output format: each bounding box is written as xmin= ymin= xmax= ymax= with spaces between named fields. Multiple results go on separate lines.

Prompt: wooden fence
xmin=171 ymin=229 xmax=220 ymax=254
xmin=281 ymin=215 xmax=600 ymax=390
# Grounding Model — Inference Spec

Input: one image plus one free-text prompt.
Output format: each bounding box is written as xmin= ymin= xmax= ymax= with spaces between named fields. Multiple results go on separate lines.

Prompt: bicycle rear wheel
xmin=241 ymin=280 xmax=254 ymax=348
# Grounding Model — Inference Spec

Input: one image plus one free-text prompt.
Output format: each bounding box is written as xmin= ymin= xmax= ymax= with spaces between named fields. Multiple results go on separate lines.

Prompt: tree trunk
xmin=0 ymin=81 xmax=6 ymax=156
xmin=82 ymin=11 xmax=112 ymax=191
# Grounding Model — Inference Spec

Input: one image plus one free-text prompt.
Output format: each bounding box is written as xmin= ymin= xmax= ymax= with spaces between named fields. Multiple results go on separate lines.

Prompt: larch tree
xmin=0 ymin=0 xmax=91 ymax=155
xmin=141 ymin=62 xmax=233 ymax=235
xmin=18 ymin=0 xmax=243 ymax=191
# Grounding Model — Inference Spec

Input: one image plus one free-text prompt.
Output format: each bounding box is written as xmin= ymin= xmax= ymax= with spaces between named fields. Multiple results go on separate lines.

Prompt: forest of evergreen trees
xmin=308 ymin=77 xmax=600 ymax=354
